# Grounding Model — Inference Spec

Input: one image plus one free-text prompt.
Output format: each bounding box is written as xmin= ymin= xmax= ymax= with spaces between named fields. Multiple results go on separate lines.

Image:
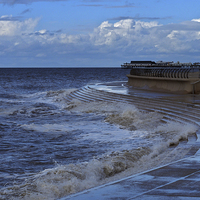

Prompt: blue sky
xmin=1 ymin=0 xmax=200 ymax=67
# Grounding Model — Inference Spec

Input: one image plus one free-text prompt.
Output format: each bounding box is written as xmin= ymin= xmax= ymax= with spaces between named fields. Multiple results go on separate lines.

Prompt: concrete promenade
xmin=60 ymin=82 xmax=200 ymax=200
xmin=61 ymin=148 xmax=200 ymax=200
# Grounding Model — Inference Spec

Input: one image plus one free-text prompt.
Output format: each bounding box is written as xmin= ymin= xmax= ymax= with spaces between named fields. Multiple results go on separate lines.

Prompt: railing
xmin=130 ymin=68 xmax=200 ymax=79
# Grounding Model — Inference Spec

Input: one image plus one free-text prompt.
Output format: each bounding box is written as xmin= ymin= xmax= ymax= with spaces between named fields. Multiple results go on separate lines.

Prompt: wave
xmin=104 ymin=106 xmax=163 ymax=131
xmin=21 ymin=123 xmax=70 ymax=133
xmin=66 ymin=100 xmax=197 ymax=141
xmin=0 ymin=90 xmax=198 ymax=199
xmin=3 ymin=89 xmax=78 ymax=117
xmin=0 ymin=122 xmax=197 ymax=199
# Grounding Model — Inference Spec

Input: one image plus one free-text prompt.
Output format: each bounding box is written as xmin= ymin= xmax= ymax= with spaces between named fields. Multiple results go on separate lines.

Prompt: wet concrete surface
xmin=61 ymin=151 xmax=200 ymax=200
xmin=60 ymin=82 xmax=200 ymax=200
xmin=92 ymin=81 xmax=200 ymax=104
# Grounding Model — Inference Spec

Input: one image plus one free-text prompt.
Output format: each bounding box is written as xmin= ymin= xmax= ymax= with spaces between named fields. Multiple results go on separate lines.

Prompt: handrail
xmin=130 ymin=68 xmax=199 ymax=79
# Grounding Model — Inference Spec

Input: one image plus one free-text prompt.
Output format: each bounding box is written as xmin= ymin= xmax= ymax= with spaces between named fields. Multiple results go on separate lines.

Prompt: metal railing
xmin=130 ymin=68 xmax=200 ymax=79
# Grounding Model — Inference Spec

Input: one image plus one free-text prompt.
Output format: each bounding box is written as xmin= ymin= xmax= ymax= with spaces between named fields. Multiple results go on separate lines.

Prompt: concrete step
xmin=59 ymin=83 xmax=200 ymax=200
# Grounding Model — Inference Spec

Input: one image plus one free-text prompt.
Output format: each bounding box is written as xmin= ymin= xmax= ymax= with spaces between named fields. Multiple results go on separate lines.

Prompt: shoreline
xmin=59 ymin=81 xmax=200 ymax=200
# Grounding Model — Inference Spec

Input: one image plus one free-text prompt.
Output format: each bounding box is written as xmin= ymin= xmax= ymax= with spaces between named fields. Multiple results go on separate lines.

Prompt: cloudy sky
xmin=1 ymin=0 xmax=200 ymax=67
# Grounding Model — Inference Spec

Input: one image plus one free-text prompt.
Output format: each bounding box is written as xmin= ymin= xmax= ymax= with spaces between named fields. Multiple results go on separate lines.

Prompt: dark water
xmin=0 ymin=68 xmax=196 ymax=200
xmin=0 ymin=68 xmax=129 ymax=192
xmin=0 ymin=68 xmax=129 ymax=168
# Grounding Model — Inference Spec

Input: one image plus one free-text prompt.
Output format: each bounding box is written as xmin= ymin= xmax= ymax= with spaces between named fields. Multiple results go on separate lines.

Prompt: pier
xmin=123 ymin=61 xmax=200 ymax=94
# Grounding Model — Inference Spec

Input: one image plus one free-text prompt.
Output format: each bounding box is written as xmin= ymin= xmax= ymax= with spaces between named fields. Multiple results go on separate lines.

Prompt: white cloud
xmin=88 ymin=19 xmax=163 ymax=51
xmin=0 ymin=16 xmax=38 ymax=36
xmin=36 ymin=53 xmax=46 ymax=57
xmin=114 ymin=19 xmax=134 ymax=29
xmin=192 ymin=18 xmax=200 ymax=23
xmin=1 ymin=16 xmax=200 ymax=66
xmin=134 ymin=20 xmax=161 ymax=29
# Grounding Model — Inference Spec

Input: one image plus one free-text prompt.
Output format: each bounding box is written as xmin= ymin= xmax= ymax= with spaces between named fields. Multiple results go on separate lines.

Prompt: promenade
xmin=60 ymin=82 xmax=200 ymax=200
xmin=61 ymin=145 xmax=200 ymax=199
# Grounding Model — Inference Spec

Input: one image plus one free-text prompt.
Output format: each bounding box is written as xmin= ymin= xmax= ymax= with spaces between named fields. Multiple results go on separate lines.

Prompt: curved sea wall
xmin=127 ymin=74 xmax=200 ymax=94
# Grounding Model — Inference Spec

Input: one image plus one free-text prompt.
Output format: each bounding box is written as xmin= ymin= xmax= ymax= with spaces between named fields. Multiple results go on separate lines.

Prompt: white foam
xmin=0 ymin=147 xmax=151 ymax=200
xmin=152 ymin=121 xmax=198 ymax=146
xmin=24 ymin=88 xmax=78 ymax=110
xmin=21 ymin=123 xmax=70 ymax=133
xmin=1 ymin=120 xmax=197 ymax=200
xmin=1 ymin=94 xmax=199 ymax=200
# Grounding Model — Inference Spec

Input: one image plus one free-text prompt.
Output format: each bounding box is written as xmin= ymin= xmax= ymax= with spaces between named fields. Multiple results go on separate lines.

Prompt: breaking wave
xmin=0 ymin=97 xmax=198 ymax=200
xmin=0 ymin=123 xmax=196 ymax=200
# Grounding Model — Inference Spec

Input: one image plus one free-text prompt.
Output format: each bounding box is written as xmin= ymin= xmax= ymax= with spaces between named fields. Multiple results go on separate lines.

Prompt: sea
xmin=0 ymin=68 xmax=198 ymax=200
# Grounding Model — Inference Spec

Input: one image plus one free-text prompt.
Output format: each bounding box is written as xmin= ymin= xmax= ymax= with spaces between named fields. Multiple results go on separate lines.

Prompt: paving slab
xmin=60 ymin=151 xmax=200 ymax=200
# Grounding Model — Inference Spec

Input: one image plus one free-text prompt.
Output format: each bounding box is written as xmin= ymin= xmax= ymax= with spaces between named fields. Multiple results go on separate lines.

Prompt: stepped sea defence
xmin=0 ymin=68 xmax=200 ymax=200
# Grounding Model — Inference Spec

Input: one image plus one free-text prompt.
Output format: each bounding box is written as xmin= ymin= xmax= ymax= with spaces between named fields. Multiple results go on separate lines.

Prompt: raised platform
xmin=127 ymin=74 xmax=200 ymax=94
xmin=127 ymin=66 xmax=200 ymax=94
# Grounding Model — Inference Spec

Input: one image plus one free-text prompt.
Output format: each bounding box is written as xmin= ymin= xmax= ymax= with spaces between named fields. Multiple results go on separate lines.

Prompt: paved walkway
xmin=61 ymin=148 xmax=200 ymax=200
xmin=60 ymin=83 xmax=200 ymax=200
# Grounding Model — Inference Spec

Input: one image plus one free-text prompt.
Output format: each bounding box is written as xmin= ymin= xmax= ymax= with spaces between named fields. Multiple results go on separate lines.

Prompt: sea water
xmin=0 ymin=68 xmax=197 ymax=200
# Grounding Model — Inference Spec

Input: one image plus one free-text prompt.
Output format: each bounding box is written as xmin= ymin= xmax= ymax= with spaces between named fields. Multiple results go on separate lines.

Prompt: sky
xmin=1 ymin=0 xmax=200 ymax=67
